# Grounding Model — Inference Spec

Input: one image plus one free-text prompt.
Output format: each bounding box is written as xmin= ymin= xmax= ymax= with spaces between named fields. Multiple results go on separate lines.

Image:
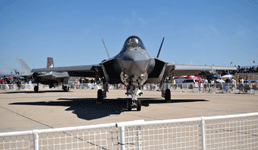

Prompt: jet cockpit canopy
xmin=121 ymin=36 xmax=146 ymax=52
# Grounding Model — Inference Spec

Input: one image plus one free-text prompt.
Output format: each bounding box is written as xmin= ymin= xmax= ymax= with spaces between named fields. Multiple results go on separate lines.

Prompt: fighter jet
xmin=32 ymin=36 xmax=237 ymax=111
xmin=0 ymin=68 xmax=20 ymax=77
xmin=17 ymin=57 xmax=70 ymax=92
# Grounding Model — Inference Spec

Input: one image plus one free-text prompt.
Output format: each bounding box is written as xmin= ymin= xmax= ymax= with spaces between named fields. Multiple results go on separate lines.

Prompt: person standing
xmin=224 ymin=79 xmax=229 ymax=93
xmin=241 ymin=78 xmax=244 ymax=84
xmin=173 ymin=79 xmax=176 ymax=89
xmin=198 ymin=79 xmax=202 ymax=93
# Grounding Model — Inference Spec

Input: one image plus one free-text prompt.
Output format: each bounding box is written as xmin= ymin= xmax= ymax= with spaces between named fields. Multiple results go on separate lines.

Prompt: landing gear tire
xmin=97 ymin=89 xmax=103 ymax=104
xmin=165 ymin=89 xmax=171 ymax=101
xmin=34 ymin=86 xmax=39 ymax=93
xmin=137 ymin=99 xmax=141 ymax=111
xmin=128 ymin=99 xmax=132 ymax=111
xmin=49 ymin=84 xmax=54 ymax=89
xmin=63 ymin=86 xmax=70 ymax=92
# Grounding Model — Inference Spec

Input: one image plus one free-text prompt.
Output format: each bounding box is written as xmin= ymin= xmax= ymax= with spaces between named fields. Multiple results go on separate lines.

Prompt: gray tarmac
xmin=0 ymin=89 xmax=258 ymax=133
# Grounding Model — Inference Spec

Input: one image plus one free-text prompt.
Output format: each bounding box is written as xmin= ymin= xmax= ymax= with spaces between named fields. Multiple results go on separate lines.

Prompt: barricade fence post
xmin=32 ymin=129 xmax=39 ymax=150
xmin=200 ymin=117 xmax=206 ymax=150
xmin=251 ymin=83 xmax=253 ymax=94
xmin=120 ymin=126 xmax=125 ymax=150
xmin=137 ymin=126 xmax=142 ymax=150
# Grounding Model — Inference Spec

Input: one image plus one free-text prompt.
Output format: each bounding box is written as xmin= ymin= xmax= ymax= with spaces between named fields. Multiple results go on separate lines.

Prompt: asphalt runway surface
xmin=0 ymin=89 xmax=258 ymax=133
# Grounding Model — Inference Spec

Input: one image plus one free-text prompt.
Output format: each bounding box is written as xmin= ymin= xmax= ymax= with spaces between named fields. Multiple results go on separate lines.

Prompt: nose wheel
xmin=126 ymin=86 xmax=142 ymax=111
xmin=127 ymin=99 xmax=141 ymax=111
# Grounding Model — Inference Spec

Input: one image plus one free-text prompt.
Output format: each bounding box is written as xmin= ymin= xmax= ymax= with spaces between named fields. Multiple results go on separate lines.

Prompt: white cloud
xmin=123 ymin=10 xmax=159 ymax=25
xmin=209 ymin=25 xmax=218 ymax=33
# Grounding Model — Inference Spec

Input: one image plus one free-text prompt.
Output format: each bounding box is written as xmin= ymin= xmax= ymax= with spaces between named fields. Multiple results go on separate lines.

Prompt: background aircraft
xmin=32 ymin=36 xmax=237 ymax=111
xmin=17 ymin=57 xmax=70 ymax=92
xmin=0 ymin=68 xmax=21 ymax=78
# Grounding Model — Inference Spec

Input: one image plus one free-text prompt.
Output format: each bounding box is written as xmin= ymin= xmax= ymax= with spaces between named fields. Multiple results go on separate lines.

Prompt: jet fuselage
xmin=33 ymin=72 xmax=69 ymax=86
xmin=101 ymin=36 xmax=162 ymax=87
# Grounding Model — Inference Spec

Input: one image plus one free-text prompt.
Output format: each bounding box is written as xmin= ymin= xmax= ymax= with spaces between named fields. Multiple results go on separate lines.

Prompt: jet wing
xmin=164 ymin=64 xmax=237 ymax=77
xmin=32 ymin=65 xmax=102 ymax=77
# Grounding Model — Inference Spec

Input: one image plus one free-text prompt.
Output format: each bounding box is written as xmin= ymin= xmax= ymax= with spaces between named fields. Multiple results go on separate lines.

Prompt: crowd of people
xmin=0 ymin=77 xmax=13 ymax=84
xmin=236 ymin=65 xmax=258 ymax=73
xmin=215 ymin=66 xmax=258 ymax=75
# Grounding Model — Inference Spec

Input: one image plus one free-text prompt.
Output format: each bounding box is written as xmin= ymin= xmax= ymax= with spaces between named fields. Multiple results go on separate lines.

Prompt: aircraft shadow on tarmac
xmin=9 ymin=98 xmax=208 ymax=120
xmin=1 ymin=90 xmax=69 ymax=94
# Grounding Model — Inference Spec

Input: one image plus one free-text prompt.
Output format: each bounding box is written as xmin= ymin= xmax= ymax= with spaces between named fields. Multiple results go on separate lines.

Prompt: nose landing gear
xmin=126 ymin=86 xmax=142 ymax=111
xmin=127 ymin=99 xmax=141 ymax=111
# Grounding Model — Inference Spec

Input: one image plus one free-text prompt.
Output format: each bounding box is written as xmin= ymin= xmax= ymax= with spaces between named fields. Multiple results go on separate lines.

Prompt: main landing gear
xmin=97 ymin=89 xmax=104 ymax=104
xmin=97 ymin=82 xmax=108 ymax=104
xmin=165 ymin=89 xmax=171 ymax=101
xmin=34 ymin=83 xmax=39 ymax=92
xmin=161 ymin=83 xmax=171 ymax=101
xmin=96 ymin=82 xmax=143 ymax=111
xmin=62 ymin=85 xmax=70 ymax=92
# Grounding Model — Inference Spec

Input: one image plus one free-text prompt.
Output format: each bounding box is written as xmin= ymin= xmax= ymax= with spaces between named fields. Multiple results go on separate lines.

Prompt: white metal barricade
xmin=1 ymin=113 xmax=258 ymax=150
xmin=117 ymin=118 xmax=202 ymax=150
xmin=0 ymin=123 xmax=119 ymax=150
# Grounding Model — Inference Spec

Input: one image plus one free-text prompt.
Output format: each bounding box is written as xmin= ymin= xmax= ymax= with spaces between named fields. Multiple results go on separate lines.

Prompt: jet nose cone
xmin=115 ymin=48 xmax=155 ymax=76
xmin=119 ymin=59 xmax=150 ymax=77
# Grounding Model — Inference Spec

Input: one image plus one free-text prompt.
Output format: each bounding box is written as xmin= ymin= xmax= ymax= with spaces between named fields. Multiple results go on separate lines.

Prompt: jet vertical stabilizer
xmin=102 ymin=38 xmax=111 ymax=59
xmin=47 ymin=57 xmax=54 ymax=68
xmin=16 ymin=58 xmax=31 ymax=75
xmin=157 ymin=37 xmax=165 ymax=58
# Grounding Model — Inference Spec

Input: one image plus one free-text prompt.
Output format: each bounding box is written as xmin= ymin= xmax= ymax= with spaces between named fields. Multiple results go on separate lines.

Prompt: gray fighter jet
xmin=17 ymin=57 xmax=70 ymax=92
xmin=32 ymin=36 xmax=237 ymax=111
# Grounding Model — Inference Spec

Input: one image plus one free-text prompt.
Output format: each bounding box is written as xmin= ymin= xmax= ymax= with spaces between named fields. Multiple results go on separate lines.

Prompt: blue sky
xmin=0 ymin=0 xmax=257 ymax=74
